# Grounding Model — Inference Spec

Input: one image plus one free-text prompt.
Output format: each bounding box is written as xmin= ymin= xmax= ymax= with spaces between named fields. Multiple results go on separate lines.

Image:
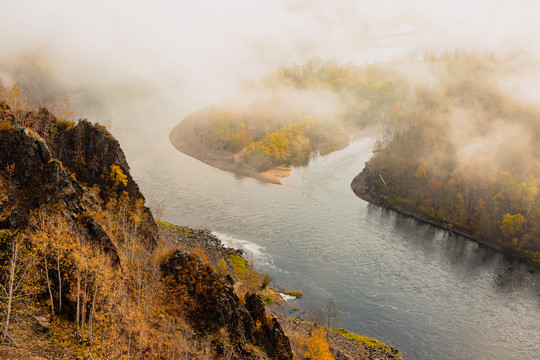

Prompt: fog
xmin=2 ymin=0 xmax=540 ymax=146
xmin=221 ymin=84 xmax=343 ymax=124
xmin=2 ymin=4 xmax=540 ymax=358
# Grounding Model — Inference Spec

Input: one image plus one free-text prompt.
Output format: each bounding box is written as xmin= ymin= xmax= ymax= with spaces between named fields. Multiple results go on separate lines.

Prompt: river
xmin=121 ymin=131 xmax=540 ymax=360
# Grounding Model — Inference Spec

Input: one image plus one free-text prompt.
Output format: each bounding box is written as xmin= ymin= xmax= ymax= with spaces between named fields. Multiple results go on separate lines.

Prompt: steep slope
xmin=0 ymin=124 xmax=121 ymax=263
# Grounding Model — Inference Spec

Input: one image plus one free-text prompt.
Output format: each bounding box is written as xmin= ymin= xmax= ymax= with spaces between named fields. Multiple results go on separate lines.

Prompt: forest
xmin=359 ymin=52 xmax=540 ymax=269
xmin=193 ymin=58 xmax=408 ymax=170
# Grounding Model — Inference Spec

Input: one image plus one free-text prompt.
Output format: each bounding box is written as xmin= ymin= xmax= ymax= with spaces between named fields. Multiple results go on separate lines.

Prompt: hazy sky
xmin=1 ymin=0 xmax=539 ymax=137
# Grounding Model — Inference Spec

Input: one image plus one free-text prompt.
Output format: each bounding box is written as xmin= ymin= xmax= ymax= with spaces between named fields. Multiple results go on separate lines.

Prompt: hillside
xmin=351 ymin=52 xmax=540 ymax=270
xmin=0 ymin=79 xmax=405 ymax=359
xmin=170 ymin=58 xmax=407 ymax=183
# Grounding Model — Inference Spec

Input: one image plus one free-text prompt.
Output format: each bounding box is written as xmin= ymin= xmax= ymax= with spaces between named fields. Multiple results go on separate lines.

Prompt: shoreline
xmin=169 ymin=108 xmax=291 ymax=185
xmin=158 ymin=221 xmax=405 ymax=360
xmin=350 ymin=168 xmax=514 ymax=257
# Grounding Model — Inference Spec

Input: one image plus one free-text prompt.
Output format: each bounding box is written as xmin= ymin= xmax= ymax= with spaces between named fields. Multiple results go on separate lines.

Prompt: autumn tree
xmin=0 ymin=230 xmax=39 ymax=345
xmin=357 ymin=52 xmax=540 ymax=267
xmin=303 ymin=327 xmax=335 ymax=360
xmin=29 ymin=207 xmax=78 ymax=316
xmin=110 ymin=164 xmax=128 ymax=188
xmin=500 ymin=213 xmax=527 ymax=238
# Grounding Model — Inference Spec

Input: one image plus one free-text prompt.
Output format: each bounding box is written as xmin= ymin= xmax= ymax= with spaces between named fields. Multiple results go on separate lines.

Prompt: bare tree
xmin=154 ymin=203 xmax=164 ymax=223
xmin=1 ymin=233 xmax=20 ymax=345
xmin=307 ymin=304 xmax=325 ymax=327
xmin=324 ymin=297 xmax=341 ymax=340
xmin=0 ymin=231 xmax=36 ymax=345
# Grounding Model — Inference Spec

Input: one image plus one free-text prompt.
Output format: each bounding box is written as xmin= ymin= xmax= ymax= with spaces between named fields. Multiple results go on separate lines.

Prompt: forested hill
xmin=170 ymin=58 xmax=408 ymax=181
xmin=352 ymin=52 xmax=540 ymax=270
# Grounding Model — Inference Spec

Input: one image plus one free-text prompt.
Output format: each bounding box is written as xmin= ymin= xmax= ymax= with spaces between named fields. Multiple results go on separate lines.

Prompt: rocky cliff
xmin=162 ymin=250 xmax=293 ymax=359
xmin=0 ymin=124 xmax=122 ymax=263
xmin=0 ymin=104 xmax=156 ymax=236
xmin=0 ymin=102 xmax=295 ymax=359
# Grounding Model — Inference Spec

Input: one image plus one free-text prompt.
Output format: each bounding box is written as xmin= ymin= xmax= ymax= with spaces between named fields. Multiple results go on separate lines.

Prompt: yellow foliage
xmin=414 ymin=166 xmax=427 ymax=179
xmin=109 ymin=165 xmax=128 ymax=187
xmin=196 ymin=58 xmax=406 ymax=171
xmin=192 ymin=246 xmax=211 ymax=269
xmin=500 ymin=213 xmax=527 ymax=238
xmin=303 ymin=327 xmax=335 ymax=360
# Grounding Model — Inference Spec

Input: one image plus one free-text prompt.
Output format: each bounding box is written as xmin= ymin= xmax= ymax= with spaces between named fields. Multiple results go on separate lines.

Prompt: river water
xmin=125 ymin=132 xmax=539 ymax=360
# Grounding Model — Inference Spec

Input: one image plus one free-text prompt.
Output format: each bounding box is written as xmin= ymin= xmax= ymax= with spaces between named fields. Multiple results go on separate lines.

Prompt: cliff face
xmin=1 ymin=105 xmax=156 ymax=239
xmin=49 ymin=115 xmax=157 ymax=246
xmin=0 ymin=125 xmax=122 ymax=263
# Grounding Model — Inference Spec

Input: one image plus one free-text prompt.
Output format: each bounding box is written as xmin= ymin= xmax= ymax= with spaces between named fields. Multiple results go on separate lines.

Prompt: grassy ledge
xmin=330 ymin=328 xmax=403 ymax=359
xmin=156 ymin=220 xmax=194 ymax=237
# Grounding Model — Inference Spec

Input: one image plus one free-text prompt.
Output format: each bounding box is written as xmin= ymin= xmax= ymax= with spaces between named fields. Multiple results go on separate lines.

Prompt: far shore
xmin=169 ymin=108 xmax=291 ymax=184
xmin=170 ymin=107 xmax=383 ymax=185
xmin=349 ymin=169 xmax=533 ymax=267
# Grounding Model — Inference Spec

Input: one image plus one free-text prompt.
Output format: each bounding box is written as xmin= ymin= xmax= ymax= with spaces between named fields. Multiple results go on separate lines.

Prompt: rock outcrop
xmin=49 ymin=117 xmax=157 ymax=246
xmin=1 ymin=105 xmax=158 ymax=260
xmin=162 ymin=250 xmax=294 ymax=360
xmin=0 ymin=125 xmax=121 ymax=264
xmin=1 ymin=102 xmax=156 ymax=245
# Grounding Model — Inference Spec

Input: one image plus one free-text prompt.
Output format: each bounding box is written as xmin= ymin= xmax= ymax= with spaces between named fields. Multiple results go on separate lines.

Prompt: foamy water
xmin=213 ymin=231 xmax=275 ymax=268
xmin=279 ymin=293 xmax=297 ymax=301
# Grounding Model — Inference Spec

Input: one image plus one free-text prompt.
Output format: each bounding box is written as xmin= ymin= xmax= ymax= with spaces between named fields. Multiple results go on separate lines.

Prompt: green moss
xmin=93 ymin=123 xmax=116 ymax=140
xmin=94 ymin=123 xmax=109 ymax=132
xmin=283 ymin=290 xmax=303 ymax=297
xmin=262 ymin=294 xmax=274 ymax=305
xmin=291 ymin=317 xmax=314 ymax=326
xmin=228 ymin=254 xmax=248 ymax=276
xmin=330 ymin=328 xmax=403 ymax=359
xmin=157 ymin=221 xmax=194 ymax=237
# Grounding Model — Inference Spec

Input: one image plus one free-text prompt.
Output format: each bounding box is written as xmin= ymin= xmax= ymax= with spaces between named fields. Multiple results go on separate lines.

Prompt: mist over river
xmin=124 ymin=131 xmax=539 ymax=360
xmin=3 ymin=1 xmax=540 ymax=358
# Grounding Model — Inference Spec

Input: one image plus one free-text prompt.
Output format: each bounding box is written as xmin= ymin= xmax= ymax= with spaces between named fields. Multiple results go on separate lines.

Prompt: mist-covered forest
xmin=189 ymin=58 xmax=407 ymax=170
xmin=359 ymin=51 xmax=540 ymax=268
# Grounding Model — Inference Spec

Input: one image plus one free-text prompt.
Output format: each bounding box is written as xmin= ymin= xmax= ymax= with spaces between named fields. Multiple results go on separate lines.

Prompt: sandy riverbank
xmin=169 ymin=108 xmax=291 ymax=184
